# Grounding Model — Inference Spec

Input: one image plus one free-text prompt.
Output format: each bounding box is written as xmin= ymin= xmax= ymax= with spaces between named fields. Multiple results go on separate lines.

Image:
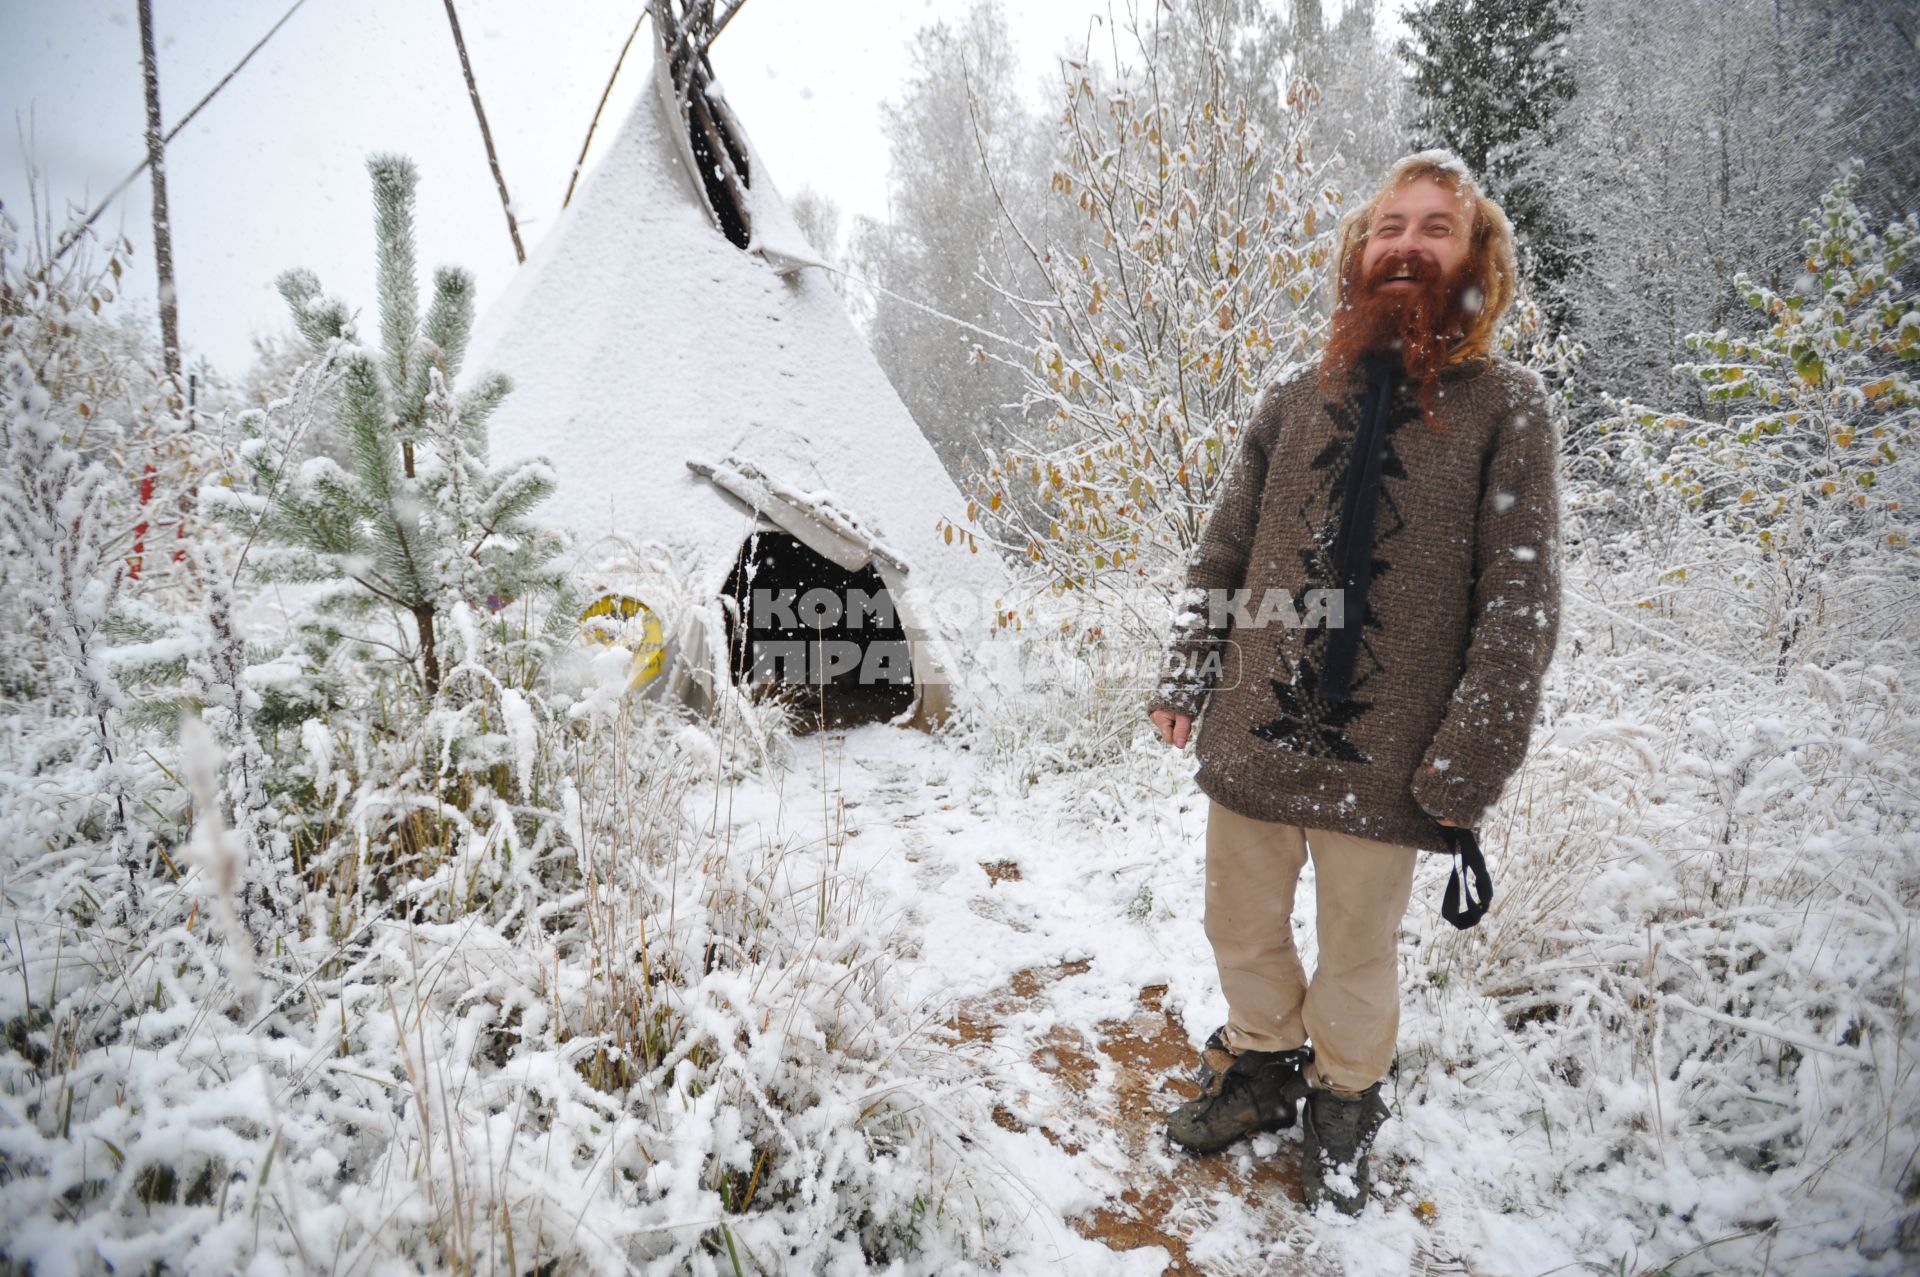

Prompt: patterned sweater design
xmin=1146 ymin=353 xmax=1564 ymax=854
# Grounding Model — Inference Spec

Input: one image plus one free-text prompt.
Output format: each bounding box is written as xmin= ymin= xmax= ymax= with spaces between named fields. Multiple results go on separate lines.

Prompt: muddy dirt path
xmin=835 ymin=740 xmax=1468 ymax=1275
xmin=938 ymin=855 xmax=1335 ymax=1276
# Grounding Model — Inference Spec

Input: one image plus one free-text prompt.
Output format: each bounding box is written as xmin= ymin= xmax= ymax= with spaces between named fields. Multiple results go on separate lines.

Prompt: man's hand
xmin=1417 ymin=763 xmax=1459 ymax=827
xmin=1150 ymin=709 xmax=1192 ymax=749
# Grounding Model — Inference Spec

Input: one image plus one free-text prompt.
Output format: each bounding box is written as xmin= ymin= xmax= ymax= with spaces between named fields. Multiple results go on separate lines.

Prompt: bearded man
xmin=1144 ymin=150 xmax=1564 ymax=1216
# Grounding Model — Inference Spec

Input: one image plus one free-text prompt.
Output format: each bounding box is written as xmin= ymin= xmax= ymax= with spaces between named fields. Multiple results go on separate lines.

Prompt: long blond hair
xmin=1333 ymin=150 xmax=1518 ymax=366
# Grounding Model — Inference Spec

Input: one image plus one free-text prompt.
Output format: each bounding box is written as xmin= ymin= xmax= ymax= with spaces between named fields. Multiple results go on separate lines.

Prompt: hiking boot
xmin=1166 ymin=1035 xmax=1313 ymax=1154
xmin=1300 ymin=1080 xmax=1391 ymax=1216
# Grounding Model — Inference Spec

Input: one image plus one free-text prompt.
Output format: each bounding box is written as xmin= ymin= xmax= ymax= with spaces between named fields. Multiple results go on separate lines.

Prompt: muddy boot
xmin=1299 ymin=1080 xmax=1390 ymax=1216
xmin=1190 ymin=1025 xmax=1236 ymax=1091
xmin=1166 ymin=1034 xmax=1313 ymax=1154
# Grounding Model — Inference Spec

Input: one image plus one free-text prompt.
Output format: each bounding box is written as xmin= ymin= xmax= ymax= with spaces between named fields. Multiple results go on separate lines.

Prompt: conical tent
xmin=467 ymin=31 xmax=1011 ymax=729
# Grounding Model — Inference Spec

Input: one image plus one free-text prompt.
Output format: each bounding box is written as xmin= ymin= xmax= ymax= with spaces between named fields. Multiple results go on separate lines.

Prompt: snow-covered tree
xmin=1546 ymin=0 xmax=1916 ymax=413
xmin=1399 ymin=0 xmax=1583 ymax=328
xmin=852 ymin=0 xmax=1409 ymax=516
xmin=847 ymin=0 xmax=1054 ymax=486
xmin=206 ymin=154 xmax=562 ymax=702
xmin=787 ymin=184 xmax=848 ymax=300
xmin=1287 ymin=0 xmax=1415 ymax=215
xmin=1603 ymin=162 xmax=1918 ymax=674
xmin=960 ymin=2 xmax=1341 ymax=631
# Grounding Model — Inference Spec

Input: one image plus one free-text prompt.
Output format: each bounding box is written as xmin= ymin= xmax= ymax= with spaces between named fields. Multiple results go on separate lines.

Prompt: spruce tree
xmin=208 ymin=154 xmax=561 ymax=701
xmin=1399 ymin=0 xmax=1583 ymax=328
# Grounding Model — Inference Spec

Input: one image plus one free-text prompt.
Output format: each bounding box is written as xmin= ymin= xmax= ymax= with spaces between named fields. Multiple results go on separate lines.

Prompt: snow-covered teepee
xmin=469 ymin=4 xmax=1011 ymax=730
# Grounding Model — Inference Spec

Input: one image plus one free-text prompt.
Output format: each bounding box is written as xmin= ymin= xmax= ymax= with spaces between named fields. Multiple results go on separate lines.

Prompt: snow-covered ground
xmin=686 ymin=591 xmax=1920 ymax=1277
xmin=3 ymin=576 xmax=1916 ymax=1275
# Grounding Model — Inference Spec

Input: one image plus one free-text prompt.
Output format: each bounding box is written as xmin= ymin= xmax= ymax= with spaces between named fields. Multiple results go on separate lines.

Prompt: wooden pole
xmin=563 ymin=10 xmax=647 ymax=210
xmin=136 ymin=0 xmax=181 ymax=382
xmin=44 ymin=0 xmax=310 ymax=276
xmin=441 ymin=0 xmax=526 ymax=265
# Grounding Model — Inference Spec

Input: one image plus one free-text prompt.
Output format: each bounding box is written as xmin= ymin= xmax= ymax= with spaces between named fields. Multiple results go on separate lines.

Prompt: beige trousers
xmin=1203 ymin=798 xmax=1419 ymax=1093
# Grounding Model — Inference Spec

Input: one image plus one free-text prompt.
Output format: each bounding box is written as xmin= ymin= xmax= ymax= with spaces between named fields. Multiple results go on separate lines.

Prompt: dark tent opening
xmin=719 ymin=531 xmax=915 ymax=732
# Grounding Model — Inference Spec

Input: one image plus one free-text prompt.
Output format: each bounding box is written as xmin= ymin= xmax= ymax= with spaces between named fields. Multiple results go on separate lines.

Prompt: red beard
xmin=1321 ymin=248 xmax=1481 ymax=395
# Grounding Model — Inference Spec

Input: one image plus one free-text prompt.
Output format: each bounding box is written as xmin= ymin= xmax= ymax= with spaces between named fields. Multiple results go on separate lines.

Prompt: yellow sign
xmin=580 ymin=594 xmax=668 ymax=690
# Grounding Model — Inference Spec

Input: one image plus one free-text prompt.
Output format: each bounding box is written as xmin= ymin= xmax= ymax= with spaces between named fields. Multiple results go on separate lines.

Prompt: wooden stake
xmin=45 ymin=0 xmax=311 ymax=276
xmin=136 ymin=0 xmax=181 ymax=383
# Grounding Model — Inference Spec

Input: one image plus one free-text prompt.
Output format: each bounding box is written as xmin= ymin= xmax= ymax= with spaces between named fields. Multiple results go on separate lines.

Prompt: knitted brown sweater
xmin=1146 ymin=352 xmax=1564 ymax=854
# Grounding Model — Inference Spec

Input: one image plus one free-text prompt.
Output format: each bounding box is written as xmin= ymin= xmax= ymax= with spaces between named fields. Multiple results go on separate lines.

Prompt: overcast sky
xmin=0 ymin=0 xmax=1400 ymax=378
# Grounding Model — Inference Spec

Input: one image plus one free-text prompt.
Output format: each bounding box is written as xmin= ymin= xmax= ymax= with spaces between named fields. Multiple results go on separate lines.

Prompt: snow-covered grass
xmin=1389 ymin=595 xmax=1918 ymax=1274
xmin=3 ymin=438 xmax=1914 ymax=1274
xmin=0 ymin=673 xmax=1019 ymax=1275
xmin=914 ymin=459 xmax=1920 ymax=1273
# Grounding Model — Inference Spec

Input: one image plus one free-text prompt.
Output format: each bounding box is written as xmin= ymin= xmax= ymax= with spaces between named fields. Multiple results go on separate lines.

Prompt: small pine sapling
xmin=206 ymin=154 xmax=564 ymax=703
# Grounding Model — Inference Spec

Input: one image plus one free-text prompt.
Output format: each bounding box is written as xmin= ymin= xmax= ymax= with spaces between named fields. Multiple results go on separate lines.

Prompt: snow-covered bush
xmin=1592 ymin=162 xmax=1919 ymax=678
xmin=0 ymin=351 xmax=149 ymax=904
xmin=1 ymin=153 xmax=1009 ymax=1276
xmin=960 ymin=1 xmax=1342 ymax=631
xmin=0 ymin=681 xmax=1011 ymax=1274
xmin=1394 ymin=569 xmax=1919 ymax=1270
xmin=0 ymin=197 xmax=226 ymax=609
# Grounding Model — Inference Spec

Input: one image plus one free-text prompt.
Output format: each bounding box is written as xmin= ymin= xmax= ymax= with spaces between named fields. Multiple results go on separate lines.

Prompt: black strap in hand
xmin=1438 ymin=823 xmax=1493 ymax=930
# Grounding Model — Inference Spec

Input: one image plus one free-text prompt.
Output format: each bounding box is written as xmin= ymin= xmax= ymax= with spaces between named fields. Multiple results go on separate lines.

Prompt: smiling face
xmin=1320 ymin=152 xmax=1520 ymax=408
xmin=1358 ymin=175 xmax=1474 ymax=296
xmin=1322 ymin=169 xmax=1490 ymax=394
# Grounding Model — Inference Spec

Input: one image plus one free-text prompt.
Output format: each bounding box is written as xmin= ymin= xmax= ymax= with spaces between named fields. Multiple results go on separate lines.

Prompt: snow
xmin=498 ymin=687 xmax=536 ymax=796
xmin=4 ymin=14 xmax=1917 ymax=1274
xmin=569 ymin=627 xmax=1902 ymax=1277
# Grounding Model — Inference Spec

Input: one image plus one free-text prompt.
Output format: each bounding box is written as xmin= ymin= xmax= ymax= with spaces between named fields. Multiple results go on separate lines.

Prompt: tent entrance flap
xmin=687 ymin=455 xmax=911 ymax=578
xmin=719 ymin=531 xmax=915 ymax=731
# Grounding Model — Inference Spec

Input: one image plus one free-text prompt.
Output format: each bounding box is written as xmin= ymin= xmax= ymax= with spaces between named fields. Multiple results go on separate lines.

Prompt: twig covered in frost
xmin=186 ymin=542 xmax=287 ymax=938
xmin=211 ymin=334 xmax=347 ymax=585
xmin=178 ymin=713 xmax=261 ymax=1006
xmin=0 ymin=351 xmax=142 ymax=904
